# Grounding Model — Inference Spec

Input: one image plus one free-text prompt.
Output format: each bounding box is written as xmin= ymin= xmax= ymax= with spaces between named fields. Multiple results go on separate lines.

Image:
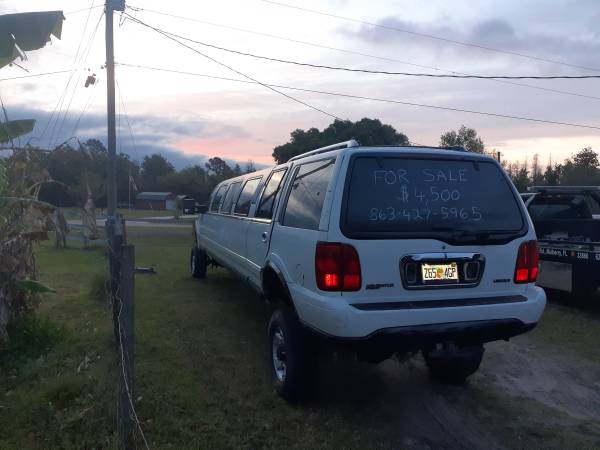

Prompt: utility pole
xmin=105 ymin=2 xmax=135 ymax=449
xmin=105 ymin=0 xmax=120 ymax=218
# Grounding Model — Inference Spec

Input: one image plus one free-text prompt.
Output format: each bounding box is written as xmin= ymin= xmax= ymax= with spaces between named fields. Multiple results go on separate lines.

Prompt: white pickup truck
xmin=192 ymin=140 xmax=546 ymax=401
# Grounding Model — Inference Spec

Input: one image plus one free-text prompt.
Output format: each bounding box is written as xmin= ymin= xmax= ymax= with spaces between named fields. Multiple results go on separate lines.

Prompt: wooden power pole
xmin=105 ymin=2 xmax=137 ymax=449
xmin=105 ymin=0 xmax=120 ymax=218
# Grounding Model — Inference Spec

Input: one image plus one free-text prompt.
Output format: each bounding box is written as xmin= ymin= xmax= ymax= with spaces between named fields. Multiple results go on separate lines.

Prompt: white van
xmin=192 ymin=140 xmax=546 ymax=401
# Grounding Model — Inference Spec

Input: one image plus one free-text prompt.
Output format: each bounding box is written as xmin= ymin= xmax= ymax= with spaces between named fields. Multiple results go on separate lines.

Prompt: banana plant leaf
xmin=0 ymin=119 xmax=35 ymax=143
xmin=0 ymin=195 xmax=55 ymax=211
xmin=15 ymin=279 xmax=56 ymax=294
xmin=0 ymin=11 xmax=64 ymax=68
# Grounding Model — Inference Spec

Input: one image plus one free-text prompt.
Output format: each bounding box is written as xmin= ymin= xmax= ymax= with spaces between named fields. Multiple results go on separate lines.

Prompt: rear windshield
xmin=343 ymin=156 xmax=524 ymax=237
xmin=528 ymin=195 xmax=592 ymax=220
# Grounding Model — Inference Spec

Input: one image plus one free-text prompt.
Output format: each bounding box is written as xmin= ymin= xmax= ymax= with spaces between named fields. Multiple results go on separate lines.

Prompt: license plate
xmin=421 ymin=262 xmax=459 ymax=282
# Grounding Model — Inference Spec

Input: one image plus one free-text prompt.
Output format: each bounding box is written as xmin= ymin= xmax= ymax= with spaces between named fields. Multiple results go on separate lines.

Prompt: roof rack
xmin=288 ymin=139 xmax=360 ymax=162
xmin=439 ymin=145 xmax=467 ymax=152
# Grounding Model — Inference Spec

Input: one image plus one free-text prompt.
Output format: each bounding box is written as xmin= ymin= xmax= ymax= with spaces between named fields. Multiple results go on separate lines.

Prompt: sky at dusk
xmin=1 ymin=0 xmax=600 ymax=168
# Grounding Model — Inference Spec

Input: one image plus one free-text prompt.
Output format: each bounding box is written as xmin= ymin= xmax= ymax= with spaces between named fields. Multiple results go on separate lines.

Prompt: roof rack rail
xmin=440 ymin=145 xmax=467 ymax=152
xmin=288 ymin=139 xmax=360 ymax=162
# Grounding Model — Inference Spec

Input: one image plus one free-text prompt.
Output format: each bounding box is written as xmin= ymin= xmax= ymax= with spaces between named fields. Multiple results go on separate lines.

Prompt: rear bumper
xmin=290 ymin=284 xmax=546 ymax=339
xmin=304 ymin=318 xmax=536 ymax=359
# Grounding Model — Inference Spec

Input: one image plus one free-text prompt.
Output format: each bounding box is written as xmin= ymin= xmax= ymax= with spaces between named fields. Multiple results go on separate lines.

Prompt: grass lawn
xmin=530 ymin=295 xmax=600 ymax=363
xmin=62 ymin=207 xmax=174 ymax=220
xmin=2 ymin=230 xmax=599 ymax=449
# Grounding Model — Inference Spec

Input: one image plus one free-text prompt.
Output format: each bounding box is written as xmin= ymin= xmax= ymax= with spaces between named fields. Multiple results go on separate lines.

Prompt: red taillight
xmin=315 ymin=242 xmax=361 ymax=291
xmin=514 ymin=240 xmax=539 ymax=283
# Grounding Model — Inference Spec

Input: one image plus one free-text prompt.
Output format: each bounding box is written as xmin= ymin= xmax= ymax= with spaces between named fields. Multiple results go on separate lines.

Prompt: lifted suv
xmin=192 ymin=140 xmax=546 ymax=400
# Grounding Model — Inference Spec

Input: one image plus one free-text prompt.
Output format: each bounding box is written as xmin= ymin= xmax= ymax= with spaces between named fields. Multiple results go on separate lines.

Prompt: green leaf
xmin=15 ymin=279 xmax=56 ymax=294
xmin=0 ymin=11 xmax=65 ymax=68
xmin=0 ymin=196 xmax=55 ymax=210
xmin=0 ymin=119 xmax=36 ymax=143
xmin=0 ymin=159 xmax=6 ymax=195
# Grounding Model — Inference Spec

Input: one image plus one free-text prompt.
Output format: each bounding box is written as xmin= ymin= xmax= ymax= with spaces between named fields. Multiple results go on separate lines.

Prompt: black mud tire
xmin=267 ymin=308 xmax=317 ymax=402
xmin=423 ymin=343 xmax=484 ymax=384
xmin=190 ymin=246 xmax=207 ymax=279
xmin=572 ymin=268 xmax=598 ymax=306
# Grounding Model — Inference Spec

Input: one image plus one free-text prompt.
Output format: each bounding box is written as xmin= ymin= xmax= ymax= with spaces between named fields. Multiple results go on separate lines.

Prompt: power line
xmin=125 ymin=5 xmax=600 ymax=101
xmin=0 ymin=69 xmax=74 ymax=81
xmin=116 ymin=62 xmax=600 ymax=132
xmin=259 ymin=0 xmax=600 ymax=73
xmin=71 ymin=78 xmax=101 ymax=137
xmin=116 ymin=79 xmax=140 ymax=162
xmin=42 ymin=8 xmax=103 ymax=147
xmin=123 ymin=12 xmax=343 ymax=121
xmin=137 ymin=31 xmax=600 ymax=80
xmin=50 ymin=9 xmax=104 ymax=148
xmin=64 ymin=4 xmax=104 ymax=15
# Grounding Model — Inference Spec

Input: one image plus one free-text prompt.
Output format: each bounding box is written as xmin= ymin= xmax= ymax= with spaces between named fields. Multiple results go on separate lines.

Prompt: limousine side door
xmin=246 ymin=168 xmax=289 ymax=288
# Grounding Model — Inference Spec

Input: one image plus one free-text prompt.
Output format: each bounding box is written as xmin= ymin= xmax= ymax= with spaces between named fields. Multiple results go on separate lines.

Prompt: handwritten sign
xmin=345 ymin=156 xmax=524 ymax=232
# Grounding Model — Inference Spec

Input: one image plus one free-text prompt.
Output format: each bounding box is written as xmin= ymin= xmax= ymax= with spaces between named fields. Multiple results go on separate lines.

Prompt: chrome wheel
xmin=272 ymin=326 xmax=287 ymax=382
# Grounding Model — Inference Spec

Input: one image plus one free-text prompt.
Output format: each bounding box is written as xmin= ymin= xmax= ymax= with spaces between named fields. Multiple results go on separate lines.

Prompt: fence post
xmin=118 ymin=244 xmax=135 ymax=449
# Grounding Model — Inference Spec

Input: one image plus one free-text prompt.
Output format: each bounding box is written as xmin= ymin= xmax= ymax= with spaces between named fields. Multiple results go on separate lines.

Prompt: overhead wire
xmin=126 ymin=5 xmax=600 ymax=101
xmin=0 ymin=69 xmax=74 ymax=81
xmin=116 ymin=79 xmax=140 ymax=162
xmin=50 ymin=7 xmax=104 ymax=148
xmin=121 ymin=30 xmax=600 ymax=80
xmin=259 ymin=0 xmax=600 ymax=73
xmin=41 ymin=7 xmax=103 ymax=147
xmin=122 ymin=12 xmax=343 ymax=121
xmin=116 ymin=62 xmax=600 ymax=132
xmin=71 ymin=80 xmax=100 ymax=137
xmin=64 ymin=4 xmax=104 ymax=15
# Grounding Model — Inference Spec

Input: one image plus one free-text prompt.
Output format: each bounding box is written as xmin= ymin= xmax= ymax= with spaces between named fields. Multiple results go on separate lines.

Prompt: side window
xmin=283 ymin=159 xmax=335 ymax=230
xmin=220 ymin=181 xmax=243 ymax=214
xmin=586 ymin=196 xmax=600 ymax=215
xmin=256 ymin=169 xmax=288 ymax=220
xmin=234 ymin=177 xmax=262 ymax=216
xmin=209 ymin=185 xmax=229 ymax=212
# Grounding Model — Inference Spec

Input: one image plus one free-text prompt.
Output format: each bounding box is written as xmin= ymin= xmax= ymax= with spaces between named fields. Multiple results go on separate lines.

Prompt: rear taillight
xmin=315 ymin=242 xmax=361 ymax=291
xmin=514 ymin=240 xmax=539 ymax=283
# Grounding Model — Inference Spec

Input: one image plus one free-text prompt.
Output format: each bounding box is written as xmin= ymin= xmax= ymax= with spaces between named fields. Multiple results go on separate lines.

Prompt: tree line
xmin=36 ymin=139 xmax=256 ymax=207
xmin=32 ymin=118 xmax=599 ymax=208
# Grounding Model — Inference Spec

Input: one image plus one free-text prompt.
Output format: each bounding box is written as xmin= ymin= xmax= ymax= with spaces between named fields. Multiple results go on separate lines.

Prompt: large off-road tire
xmin=190 ymin=246 xmax=207 ymax=279
xmin=423 ymin=343 xmax=484 ymax=384
xmin=572 ymin=268 xmax=598 ymax=305
xmin=268 ymin=308 xmax=317 ymax=402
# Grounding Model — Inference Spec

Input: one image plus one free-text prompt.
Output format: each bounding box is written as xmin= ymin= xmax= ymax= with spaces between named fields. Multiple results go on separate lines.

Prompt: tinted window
xmin=344 ymin=156 xmax=524 ymax=234
xmin=256 ymin=169 xmax=288 ymax=219
xmin=210 ymin=185 xmax=229 ymax=212
xmin=220 ymin=181 xmax=243 ymax=214
xmin=529 ymin=195 xmax=592 ymax=220
xmin=283 ymin=159 xmax=335 ymax=230
xmin=234 ymin=177 xmax=262 ymax=216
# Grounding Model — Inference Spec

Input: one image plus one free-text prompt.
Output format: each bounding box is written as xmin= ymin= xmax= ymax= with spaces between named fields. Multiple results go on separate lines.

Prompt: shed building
xmin=135 ymin=192 xmax=176 ymax=211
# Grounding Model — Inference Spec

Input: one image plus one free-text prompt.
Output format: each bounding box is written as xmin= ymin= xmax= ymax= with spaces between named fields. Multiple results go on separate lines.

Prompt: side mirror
xmin=196 ymin=203 xmax=208 ymax=214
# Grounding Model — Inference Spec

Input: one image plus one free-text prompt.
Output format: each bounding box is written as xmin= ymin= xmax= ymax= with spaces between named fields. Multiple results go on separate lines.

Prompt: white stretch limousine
xmin=191 ymin=140 xmax=546 ymax=401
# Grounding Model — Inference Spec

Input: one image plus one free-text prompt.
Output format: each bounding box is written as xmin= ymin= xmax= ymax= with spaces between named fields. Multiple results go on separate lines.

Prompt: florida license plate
xmin=421 ymin=262 xmax=459 ymax=282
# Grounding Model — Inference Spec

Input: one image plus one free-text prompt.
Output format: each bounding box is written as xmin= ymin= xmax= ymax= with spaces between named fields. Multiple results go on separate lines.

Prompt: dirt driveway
xmin=313 ymin=335 xmax=600 ymax=449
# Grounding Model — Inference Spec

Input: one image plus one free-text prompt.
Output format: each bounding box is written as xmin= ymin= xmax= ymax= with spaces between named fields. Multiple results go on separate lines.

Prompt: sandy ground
xmin=312 ymin=334 xmax=600 ymax=449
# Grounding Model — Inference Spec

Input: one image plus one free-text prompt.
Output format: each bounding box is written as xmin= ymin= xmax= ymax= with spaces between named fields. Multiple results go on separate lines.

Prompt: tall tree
xmin=439 ymin=125 xmax=485 ymax=153
xmin=205 ymin=157 xmax=234 ymax=179
xmin=560 ymin=147 xmax=600 ymax=186
xmin=159 ymin=165 xmax=211 ymax=202
xmin=141 ymin=154 xmax=174 ymax=191
xmin=272 ymin=118 xmax=410 ymax=163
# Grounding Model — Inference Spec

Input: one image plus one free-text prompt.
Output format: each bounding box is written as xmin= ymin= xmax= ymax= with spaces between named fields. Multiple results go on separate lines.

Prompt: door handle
xmin=261 ymin=231 xmax=268 ymax=242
